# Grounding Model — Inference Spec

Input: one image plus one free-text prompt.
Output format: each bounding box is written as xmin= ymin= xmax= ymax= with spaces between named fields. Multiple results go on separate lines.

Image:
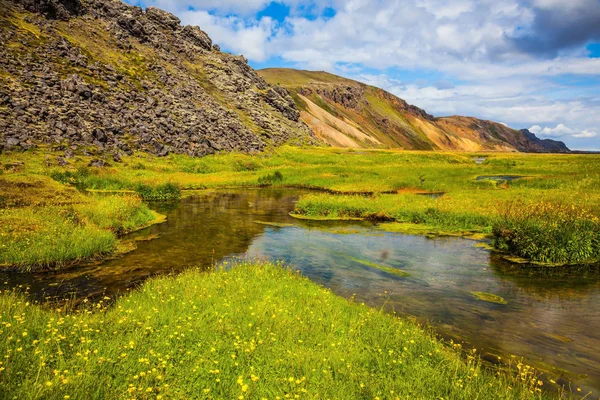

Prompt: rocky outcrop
xmin=14 ymin=0 xmax=84 ymax=20
xmin=520 ymin=129 xmax=570 ymax=153
xmin=0 ymin=0 xmax=317 ymax=156
xmin=265 ymin=86 xmax=300 ymax=122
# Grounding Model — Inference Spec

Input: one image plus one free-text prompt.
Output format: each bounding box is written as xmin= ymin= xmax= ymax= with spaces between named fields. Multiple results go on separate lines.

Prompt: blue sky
xmin=126 ymin=0 xmax=600 ymax=150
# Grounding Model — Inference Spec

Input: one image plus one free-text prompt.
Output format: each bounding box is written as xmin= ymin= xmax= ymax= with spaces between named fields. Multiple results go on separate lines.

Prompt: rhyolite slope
xmin=0 ymin=0 xmax=317 ymax=159
xmin=258 ymin=68 xmax=570 ymax=153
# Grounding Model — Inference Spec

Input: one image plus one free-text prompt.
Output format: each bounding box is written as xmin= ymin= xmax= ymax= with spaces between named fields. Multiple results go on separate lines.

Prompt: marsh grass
xmin=493 ymin=201 xmax=600 ymax=265
xmin=0 ymin=196 xmax=157 ymax=271
xmin=294 ymin=193 xmax=491 ymax=231
xmin=0 ymin=262 xmax=550 ymax=399
xmin=134 ymin=182 xmax=181 ymax=202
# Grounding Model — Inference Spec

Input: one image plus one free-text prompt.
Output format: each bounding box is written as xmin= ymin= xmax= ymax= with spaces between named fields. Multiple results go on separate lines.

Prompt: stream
xmin=2 ymin=189 xmax=599 ymax=395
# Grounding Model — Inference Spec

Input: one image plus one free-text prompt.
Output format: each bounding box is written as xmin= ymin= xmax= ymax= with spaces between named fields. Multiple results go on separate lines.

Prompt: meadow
xmin=2 ymin=146 xmax=599 ymax=268
xmin=0 ymin=172 xmax=163 ymax=271
xmin=0 ymin=261 xmax=551 ymax=399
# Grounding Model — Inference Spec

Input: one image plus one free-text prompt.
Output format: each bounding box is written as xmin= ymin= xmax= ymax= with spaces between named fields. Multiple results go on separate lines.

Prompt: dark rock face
xmin=0 ymin=0 xmax=317 ymax=157
xmin=14 ymin=0 xmax=84 ymax=20
xmin=145 ymin=6 xmax=180 ymax=30
xmin=300 ymin=85 xmax=365 ymax=110
xmin=181 ymin=25 xmax=212 ymax=51
xmin=520 ymin=129 xmax=570 ymax=153
xmin=265 ymin=86 xmax=300 ymax=122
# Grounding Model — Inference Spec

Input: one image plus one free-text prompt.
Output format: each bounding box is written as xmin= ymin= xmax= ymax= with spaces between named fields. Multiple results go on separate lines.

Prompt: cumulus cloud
xmin=178 ymin=10 xmax=276 ymax=61
xmin=529 ymin=124 xmax=597 ymax=139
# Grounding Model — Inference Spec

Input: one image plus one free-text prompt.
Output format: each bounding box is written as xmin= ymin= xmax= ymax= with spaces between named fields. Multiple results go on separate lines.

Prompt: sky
xmin=125 ymin=0 xmax=600 ymax=150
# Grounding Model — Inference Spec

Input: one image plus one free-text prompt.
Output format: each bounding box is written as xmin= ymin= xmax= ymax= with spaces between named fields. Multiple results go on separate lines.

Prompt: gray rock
xmin=181 ymin=25 xmax=212 ymax=50
xmin=145 ymin=7 xmax=180 ymax=30
xmin=88 ymin=159 xmax=108 ymax=168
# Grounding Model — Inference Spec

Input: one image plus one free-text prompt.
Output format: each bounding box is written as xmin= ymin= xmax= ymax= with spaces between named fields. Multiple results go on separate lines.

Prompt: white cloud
xmin=529 ymin=124 xmax=597 ymax=139
xmin=573 ymin=130 xmax=598 ymax=139
xmin=178 ymin=11 xmax=276 ymax=61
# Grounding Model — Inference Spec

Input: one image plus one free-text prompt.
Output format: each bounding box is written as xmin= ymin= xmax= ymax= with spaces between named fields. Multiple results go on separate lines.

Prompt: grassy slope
xmin=257 ymin=68 xmax=356 ymax=86
xmin=0 ymin=262 xmax=549 ymax=399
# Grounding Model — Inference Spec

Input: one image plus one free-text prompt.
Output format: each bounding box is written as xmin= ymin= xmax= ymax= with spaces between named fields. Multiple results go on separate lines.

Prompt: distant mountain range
xmin=258 ymin=69 xmax=569 ymax=153
xmin=0 ymin=0 xmax=569 ymax=156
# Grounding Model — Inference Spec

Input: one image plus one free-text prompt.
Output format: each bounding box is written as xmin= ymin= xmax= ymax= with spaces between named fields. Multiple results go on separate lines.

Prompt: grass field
xmin=0 ymin=261 xmax=551 ymax=399
xmin=2 ymin=146 xmax=599 ymax=267
xmin=0 ymin=173 xmax=163 ymax=271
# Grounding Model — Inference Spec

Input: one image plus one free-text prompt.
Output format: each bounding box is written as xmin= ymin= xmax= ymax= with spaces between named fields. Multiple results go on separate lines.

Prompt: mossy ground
xmin=0 ymin=172 xmax=164 ymax=271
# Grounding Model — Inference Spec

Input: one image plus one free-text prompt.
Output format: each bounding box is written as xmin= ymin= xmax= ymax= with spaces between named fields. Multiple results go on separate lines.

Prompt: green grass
xmin=471 ymin=292 xmax=508 ymax=305
xmin=134 ymin=183 xmax=181 ymax=202
xmin=493 ymin=201 xmax=600 ymax=265
xmin=0 ymin=196 xmax=158 ymax=271
xmin=0 ymin=262 xmax=550 ymax=399
xmin=3 ymin=146 xmax=600 ymax=265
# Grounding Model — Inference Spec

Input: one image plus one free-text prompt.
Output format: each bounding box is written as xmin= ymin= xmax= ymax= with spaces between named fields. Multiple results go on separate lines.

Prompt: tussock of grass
xmin=294 ymin=193 xmax=491 ymax=232
xmin=0 ymin=262 xmax=548 ymax=399
xmin=0 ymin=196 xmax=157 ymax=271
xmin=471 ymin=291 xmax=508 ymax=305
xmin=493 ymin=201 xmax=600 ymax=265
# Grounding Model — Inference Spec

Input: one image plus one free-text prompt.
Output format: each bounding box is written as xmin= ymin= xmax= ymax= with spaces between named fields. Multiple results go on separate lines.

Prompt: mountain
xmin=257 ymin=69 xmax=570 ymax=153
xmin=0 ymin=0 xmax=569 ymax=158
xmin=0 ymin=0 xmax=317 ymax=157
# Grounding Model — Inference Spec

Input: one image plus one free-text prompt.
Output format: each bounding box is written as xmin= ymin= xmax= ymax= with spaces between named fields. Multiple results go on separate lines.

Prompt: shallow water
xmin=476 ymin=175 xmax=525 ymax=181
xmin=2 ymin=189 xmax=599 ymax=395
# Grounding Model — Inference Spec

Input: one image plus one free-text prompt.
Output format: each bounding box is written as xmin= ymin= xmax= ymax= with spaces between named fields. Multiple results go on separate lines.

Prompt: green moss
xmin=471 ymin=292 xmax=507 ymax=305
xmin=289 ymin=213 xmax=365 ymax=221
xmin=254 ymin=220 xmax=295 ymax=228
xmin=343 ymin=255 xmax=411 ymax=277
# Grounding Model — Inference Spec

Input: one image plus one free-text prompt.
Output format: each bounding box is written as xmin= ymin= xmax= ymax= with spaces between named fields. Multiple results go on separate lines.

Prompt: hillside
xmin=0 ymin=0 xmax=317 ymax=158
xmin=258 ymin=68 xmax=570 ymax=153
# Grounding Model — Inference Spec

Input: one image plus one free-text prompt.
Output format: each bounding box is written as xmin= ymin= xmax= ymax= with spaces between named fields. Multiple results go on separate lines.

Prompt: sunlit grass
xmin=0 ymin=196 xmax=157 ymax=271
xmin=2 ymin=146 xmax=600 ymax=265
xmin=0 ymin=262 xmax=550 ymax=399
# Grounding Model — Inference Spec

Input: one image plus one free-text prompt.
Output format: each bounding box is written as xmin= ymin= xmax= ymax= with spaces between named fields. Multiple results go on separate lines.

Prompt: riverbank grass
xmin=0 ymin=262 xmax=549 ymax=399
xmin=0 ymin=195 xmax=160 ymax=271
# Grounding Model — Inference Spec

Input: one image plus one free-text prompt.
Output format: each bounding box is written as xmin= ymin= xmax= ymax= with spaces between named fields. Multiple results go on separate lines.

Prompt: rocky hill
xmin=0 ymin=0 xmax=317 ymax=158
xmin=258 ymin=69 xmax=570 ymax=153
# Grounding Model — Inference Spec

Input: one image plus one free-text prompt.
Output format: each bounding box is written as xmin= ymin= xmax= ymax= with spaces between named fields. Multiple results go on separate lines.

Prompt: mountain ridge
xmin=258 ymin=68 xmax=570 ymax=153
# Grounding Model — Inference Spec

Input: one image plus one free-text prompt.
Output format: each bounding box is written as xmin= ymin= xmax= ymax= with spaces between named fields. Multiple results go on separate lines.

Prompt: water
xmin=476 ymin=175 xmax=525 ymax=181
xmin=416 ymin=191 xmax=446 ymax=199
xmin=2 ymin=189 xmax=599 ymax=395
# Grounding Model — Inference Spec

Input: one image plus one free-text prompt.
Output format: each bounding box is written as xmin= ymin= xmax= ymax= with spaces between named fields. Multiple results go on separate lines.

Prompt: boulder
xmin=15 ymin=0 xmax=85 ymax=20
